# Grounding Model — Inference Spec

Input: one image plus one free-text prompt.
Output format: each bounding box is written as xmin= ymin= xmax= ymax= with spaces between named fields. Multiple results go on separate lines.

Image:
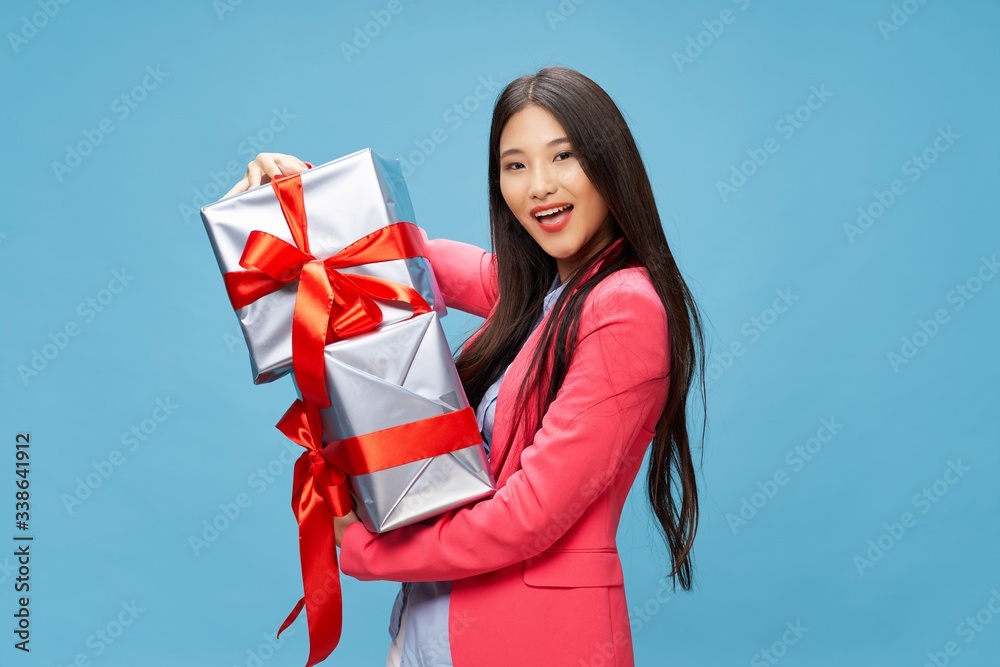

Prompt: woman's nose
xmin=528 ymin=165 xmax=556 ymax=199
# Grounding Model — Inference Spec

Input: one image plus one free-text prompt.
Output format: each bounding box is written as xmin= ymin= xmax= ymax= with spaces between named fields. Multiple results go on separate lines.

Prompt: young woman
xmin=227 ymin=66 xmax=705 ymax=667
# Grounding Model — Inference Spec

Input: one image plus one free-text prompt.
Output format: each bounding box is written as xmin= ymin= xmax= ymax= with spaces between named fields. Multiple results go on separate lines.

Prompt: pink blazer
xmin=339 ymin=234 xmax=671 ymax=667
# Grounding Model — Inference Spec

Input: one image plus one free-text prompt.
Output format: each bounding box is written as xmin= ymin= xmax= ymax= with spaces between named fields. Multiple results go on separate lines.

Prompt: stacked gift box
xmin=200 ymin=148 xmax=495 ymax=666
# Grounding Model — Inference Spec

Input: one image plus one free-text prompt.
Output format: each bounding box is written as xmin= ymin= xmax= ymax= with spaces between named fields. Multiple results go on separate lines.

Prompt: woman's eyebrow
xmin=499 ymin=137 xmax=571 ymax=159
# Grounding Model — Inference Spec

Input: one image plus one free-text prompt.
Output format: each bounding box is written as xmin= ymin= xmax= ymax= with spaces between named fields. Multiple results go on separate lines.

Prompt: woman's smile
xmin=530 ymin=202 xmax=574 ymax=232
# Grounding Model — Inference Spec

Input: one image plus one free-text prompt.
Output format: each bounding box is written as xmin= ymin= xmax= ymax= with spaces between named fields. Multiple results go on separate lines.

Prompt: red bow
xmin=222 ymin=171 xmax=432 ymax=407
xmin=274 ymin=399 xmax=484 ymax=666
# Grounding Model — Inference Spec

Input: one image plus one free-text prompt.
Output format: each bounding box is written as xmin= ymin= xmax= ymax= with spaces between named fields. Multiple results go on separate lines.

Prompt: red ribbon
xmin=274 ymin=400 xmax=483 ymax=666
xmin=274 ymin=400 xmax=351 ymax=667
xmin=222 ymin=170 xmax=433 ymax=407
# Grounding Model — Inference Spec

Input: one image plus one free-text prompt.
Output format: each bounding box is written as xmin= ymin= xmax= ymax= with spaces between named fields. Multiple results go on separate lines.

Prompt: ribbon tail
xmin=276 ymin=407 xmax=351 ymax=667
xmin=278 ymin=452 xmax=345 ymax=667
xmin=277 ymin=596 xmax=305 ymax=638
xmin=273 ymin=516 xmax=342 ymax=667
xmin=297 ymin=502 xmax=344 ymax=667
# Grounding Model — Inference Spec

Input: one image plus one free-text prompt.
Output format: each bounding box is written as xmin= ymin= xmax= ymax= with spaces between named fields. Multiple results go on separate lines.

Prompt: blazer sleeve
xmin=338 ymin=274 xmax=671 ymax=582
xmin=419 ymin=226 xmax=498 ymax=318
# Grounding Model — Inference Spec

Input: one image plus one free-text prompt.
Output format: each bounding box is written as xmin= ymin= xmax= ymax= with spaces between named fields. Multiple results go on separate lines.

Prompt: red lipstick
xmin=529 ymin=202 xmax=574 ymax=233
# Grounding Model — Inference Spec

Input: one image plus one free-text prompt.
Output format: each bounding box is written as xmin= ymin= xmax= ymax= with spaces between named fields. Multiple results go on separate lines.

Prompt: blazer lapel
xmin=482 ymin=237 xmax=629 ymax=484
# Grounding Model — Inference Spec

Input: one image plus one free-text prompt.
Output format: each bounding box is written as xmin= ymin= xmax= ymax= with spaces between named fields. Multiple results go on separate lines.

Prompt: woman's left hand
xmin=334 ymin=510 xmax=360 ymax=548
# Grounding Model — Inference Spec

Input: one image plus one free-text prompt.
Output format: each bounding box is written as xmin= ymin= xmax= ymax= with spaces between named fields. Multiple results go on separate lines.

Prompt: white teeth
xmin=535 ymin=205 xmax=571 ymax=218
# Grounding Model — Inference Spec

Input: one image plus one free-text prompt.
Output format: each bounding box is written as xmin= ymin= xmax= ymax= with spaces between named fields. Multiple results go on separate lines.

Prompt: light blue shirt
xmin=389 ymin=273 xmax=567 ymax=666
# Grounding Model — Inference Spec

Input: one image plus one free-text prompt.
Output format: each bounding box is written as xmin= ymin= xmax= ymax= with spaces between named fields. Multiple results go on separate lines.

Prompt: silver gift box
xmin=199 ymin=148 xmax=446 ymax=385
xmin=299 ymin=311 xmax=496 ymax=533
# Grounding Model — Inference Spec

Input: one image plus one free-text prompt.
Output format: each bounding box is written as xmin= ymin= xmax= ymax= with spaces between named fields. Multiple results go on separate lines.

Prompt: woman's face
xmin=498 ymin=104 xmax=613 ymax=284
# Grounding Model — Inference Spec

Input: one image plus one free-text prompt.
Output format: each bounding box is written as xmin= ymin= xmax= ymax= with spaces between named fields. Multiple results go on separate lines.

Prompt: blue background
xmin=2 ymin=1 xmax=998 ymax=665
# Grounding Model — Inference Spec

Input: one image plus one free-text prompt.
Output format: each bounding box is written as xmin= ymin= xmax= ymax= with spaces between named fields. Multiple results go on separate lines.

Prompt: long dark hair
xmin=454 ymin=66 xmax=706 ymax=591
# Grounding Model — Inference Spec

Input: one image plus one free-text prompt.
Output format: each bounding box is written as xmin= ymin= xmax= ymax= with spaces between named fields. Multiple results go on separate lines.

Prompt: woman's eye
xmin=505 ymin=161 xmax=524 ymax=170
xmin=555 ymin=151 xmax=573 ymax=161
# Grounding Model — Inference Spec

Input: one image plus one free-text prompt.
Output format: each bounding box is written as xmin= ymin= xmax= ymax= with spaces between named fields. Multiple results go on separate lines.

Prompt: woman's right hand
xmin=224 ymin=152 xmax=311 ymax=198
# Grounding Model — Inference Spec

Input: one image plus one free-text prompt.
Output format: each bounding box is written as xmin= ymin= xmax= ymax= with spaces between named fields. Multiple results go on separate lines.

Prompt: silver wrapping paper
xmin=299 ymin=311 xmax=496 ymax=533
xmin=199 ymin=148 xmax=446 ymax=384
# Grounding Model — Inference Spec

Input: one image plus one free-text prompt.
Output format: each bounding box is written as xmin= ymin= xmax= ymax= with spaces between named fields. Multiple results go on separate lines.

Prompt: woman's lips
xmin=532 ymin=204 xmax=574 ymax=232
